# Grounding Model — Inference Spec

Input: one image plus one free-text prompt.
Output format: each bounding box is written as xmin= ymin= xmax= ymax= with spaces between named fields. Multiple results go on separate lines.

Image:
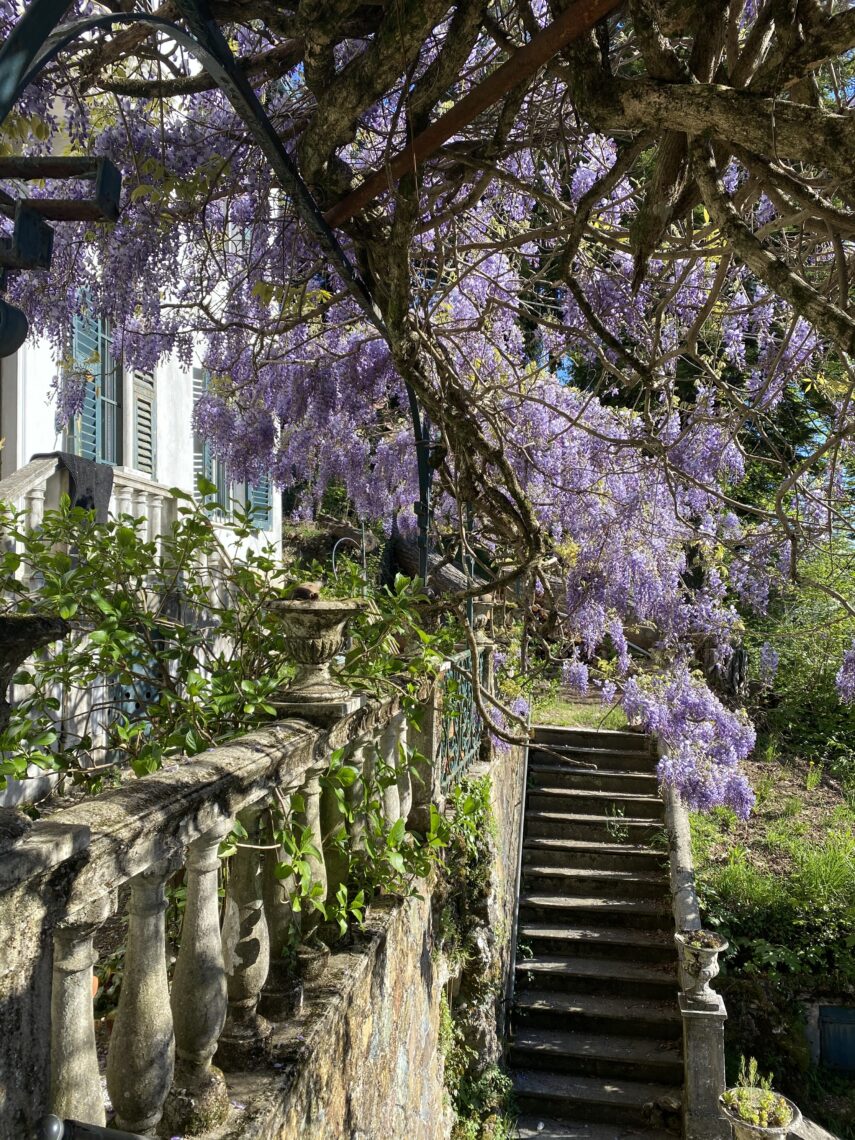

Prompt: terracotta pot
xmin=91 ymin=974 xmax=100 ymax=999
xmin=719 ymin=1091 xmax=801 ymax=1139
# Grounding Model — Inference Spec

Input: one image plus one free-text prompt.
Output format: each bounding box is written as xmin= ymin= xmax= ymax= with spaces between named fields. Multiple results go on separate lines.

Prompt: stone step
xmin=529 ymin=764 xmax=660 ymax=794
xmin=514 ymin=1116 xmax=675 ymax=1139
xmin=510 ymin=1026 xmax=683 ymax=1083
xmin=511 ymin=1068 xmax=681 ymax=1127
xmin=518 ymin=922 xmax=675 ymax=964
xmin=523 ymin=837 xmax=667 ymax=873
xmin=515 ymin=955 xmax=677 ymax=1000
xmin=513 ymin=989 xmax=681 ymax=1039
xmin=530 ymin=746 xmax=658 ymax=773
xmin=533 ymin=726 xmax=651 ymax=754
xmin=519 ymin=894 xmax=672 ymax=932
xmin=525 ymin=811 xmax=665 ymax=844
xmin=527 ymin=787 xmax=665 ymax=821
xmin=522 ymin=865 xmax=668 ymax=900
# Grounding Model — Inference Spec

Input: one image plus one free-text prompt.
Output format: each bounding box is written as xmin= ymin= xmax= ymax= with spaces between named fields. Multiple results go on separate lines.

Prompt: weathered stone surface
xmin=791 ymin=1119 xmax=840 ymax=1140
xmin=0 ymin=667 xmax=522 ymax=1140
xmin=195 ymin=742 xmax=525 ymax=1140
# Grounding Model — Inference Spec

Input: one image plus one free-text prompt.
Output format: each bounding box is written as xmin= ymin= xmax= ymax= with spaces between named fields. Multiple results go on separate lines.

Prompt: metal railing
xmin=437 ymin=648 xmax=489 ymax=793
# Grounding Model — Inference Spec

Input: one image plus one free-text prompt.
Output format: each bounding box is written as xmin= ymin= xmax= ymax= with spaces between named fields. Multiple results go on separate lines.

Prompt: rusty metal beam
xmin=324 ymin=0 xmax=622 ymax=227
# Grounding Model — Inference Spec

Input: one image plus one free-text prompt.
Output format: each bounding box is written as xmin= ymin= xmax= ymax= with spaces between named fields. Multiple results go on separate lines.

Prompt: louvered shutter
xmin=70 ymin=312 xmax=100 ymax=460
xmin=133 ymin=370 xmax=156 ymax=476
xmin=98 ymin=322 xmax=122 ymax=466
xmin=69 ymin=312 xmax=123 ymax=464
xmin=192 ymin=366 xmax=213 ymax=494
xmin=248 ymin=475 xmax=273 ymax=531
xmin=192 ymin=367 xmax=231 ymax=515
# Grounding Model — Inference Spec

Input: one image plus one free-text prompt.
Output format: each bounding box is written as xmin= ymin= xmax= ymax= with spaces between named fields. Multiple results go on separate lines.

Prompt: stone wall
xmin=213 ymin=742 xmax=526 ymax=1140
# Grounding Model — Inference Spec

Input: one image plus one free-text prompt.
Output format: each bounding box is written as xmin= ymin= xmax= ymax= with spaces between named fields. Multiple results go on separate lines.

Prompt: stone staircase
xmin=510 ymin=724 xmax=682 ymax=1139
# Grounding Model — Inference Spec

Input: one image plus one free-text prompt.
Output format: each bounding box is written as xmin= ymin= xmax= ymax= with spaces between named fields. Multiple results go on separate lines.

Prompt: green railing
xmin=438 ymin=649 xmax=489 ymax=792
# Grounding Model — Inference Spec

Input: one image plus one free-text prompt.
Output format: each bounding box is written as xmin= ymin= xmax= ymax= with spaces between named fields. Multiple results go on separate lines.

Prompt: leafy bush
xmin=1 ymin=493 xmax=457 ymax=789
xmin=744 ymin=544 xmax=855 ymax=786
xmin=695 ymin=829 xmax=855 ymax=980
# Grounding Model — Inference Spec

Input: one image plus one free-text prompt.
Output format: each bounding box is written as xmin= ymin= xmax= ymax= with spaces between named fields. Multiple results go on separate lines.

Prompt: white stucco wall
xmin=1 ymin=333 xmax=281 ymax=551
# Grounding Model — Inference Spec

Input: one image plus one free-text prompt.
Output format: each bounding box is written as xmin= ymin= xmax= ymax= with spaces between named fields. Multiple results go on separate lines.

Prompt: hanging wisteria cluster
xmin=2 ymin=0 xmax=854 ymax=815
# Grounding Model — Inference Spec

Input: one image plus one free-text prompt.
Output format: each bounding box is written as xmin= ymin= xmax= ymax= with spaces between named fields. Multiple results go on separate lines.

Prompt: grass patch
xmin=532 ymin=695 xmax=627 ymax=730
xmin=692 ymin=752 xmax=855 ymax=1137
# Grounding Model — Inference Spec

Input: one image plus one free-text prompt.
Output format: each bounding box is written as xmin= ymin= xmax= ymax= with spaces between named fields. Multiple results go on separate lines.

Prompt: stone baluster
xmin=393 ymin=711 xmax=413 ymax=822
xmin=293 ymin=773 xmax=327 ymax=938
xmin=114 ymin=482 xmax=132 ymax=518
xmin=147 ymin=490 xmax=164 ymax=548
xmin=320 ymin=760 xmax=350 ymax=908
xmin=346 ymin=738 xmax=372 ymax=850
xmin=408 ymin=684 xmax=441 ymax=830
xmin=50 ymin=894 xmax=114 ymax=1125
xmin=161 ymin=818 xmax=232 ymax=1136
xmin=25 ymin=485 xmax=45 ymax=531
xmin=217 ymin=803 xmax=271 ymax=1066
xmin=132 ymin=489 xmax=149 ymax=539
xmin=106 ymin=861 xmax=175 ymax=1134
xmin=379 ymin=718 xmax=401 ymax=826
xmin=259 ymin=834 xmax=300 ymax=1018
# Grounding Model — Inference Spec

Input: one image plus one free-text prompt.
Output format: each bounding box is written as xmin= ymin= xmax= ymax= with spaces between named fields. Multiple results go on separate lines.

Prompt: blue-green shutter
xmin=71 ymin=312 xmax=100 ymax=460
xmin=248 ymin=475 xmax=273 ymax=530
xmin=192 ymin=367 xmax=230 ymax=515
xmin=69 ymin=312 xmax=122 ymax=464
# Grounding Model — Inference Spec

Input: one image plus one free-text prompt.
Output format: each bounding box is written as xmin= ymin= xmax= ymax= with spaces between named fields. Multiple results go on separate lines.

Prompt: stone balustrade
xmin=0 ymin=649 xmax=482 ymax=1139
xmin=662 ymin=780 xmax=729 ymax=1140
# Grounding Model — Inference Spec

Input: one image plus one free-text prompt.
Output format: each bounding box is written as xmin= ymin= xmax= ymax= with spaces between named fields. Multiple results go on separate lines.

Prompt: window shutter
xmin=192 ymin=367 xmax=230 ymax=515
xmin=192 ymin=366 xmax=213 ymax=493
xmin=70 ymin=312 xmax=100 ymax=460
xmin=132 ymin=369 xmax=156 ymax=476
xmin=98 ymin=321 xmax=122 ymax=466
xmin=69 ymin=312 xmax=123 ymax=465
xmin=248 ymin=475 xmax=273 ymax=530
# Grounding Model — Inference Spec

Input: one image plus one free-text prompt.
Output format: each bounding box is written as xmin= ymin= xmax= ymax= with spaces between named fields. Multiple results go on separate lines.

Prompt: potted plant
xmin=674 ymin=927 xmax=728 ymax=1003
xmin=720 ymin=1057 xmax=801 ymax=1139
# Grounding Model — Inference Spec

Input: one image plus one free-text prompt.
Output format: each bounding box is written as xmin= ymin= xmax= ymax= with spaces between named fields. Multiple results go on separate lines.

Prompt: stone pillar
xmin=106 ymin=861 xmax=175 ymax=1134
xmin=293 ymin=774 xmax=327 ymax=937
xmin=680 ymin=992 xmax=729 ymax=1140
xmin=162 ymin=819 xmax=232 ymax=1136
xmin=50 ymin=895 xmax=113 ymax=1125
xmin=379 ymin=719 xmax=401 ymax=826
xmin=218 ymin=803 xmax=271 ymax=1066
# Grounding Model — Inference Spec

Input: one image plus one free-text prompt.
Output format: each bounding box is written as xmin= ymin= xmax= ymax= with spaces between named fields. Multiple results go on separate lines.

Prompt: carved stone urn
xmin=675 ymin=929 xmax=728 ymax=1005
xmin=268 ymin=599 xmax=365 ymax=722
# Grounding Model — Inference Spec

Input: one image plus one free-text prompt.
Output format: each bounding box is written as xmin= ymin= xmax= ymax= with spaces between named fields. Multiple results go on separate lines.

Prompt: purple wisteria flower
xmin=836 ymin=645 xmax=855 ymax=704
xmin=758 ymin=642 xmax=779 ymax=686
xmin=562 ymin=658 xmax=589 ymax=695
xmin=623 ymin=666 xmax=756 ymax=818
